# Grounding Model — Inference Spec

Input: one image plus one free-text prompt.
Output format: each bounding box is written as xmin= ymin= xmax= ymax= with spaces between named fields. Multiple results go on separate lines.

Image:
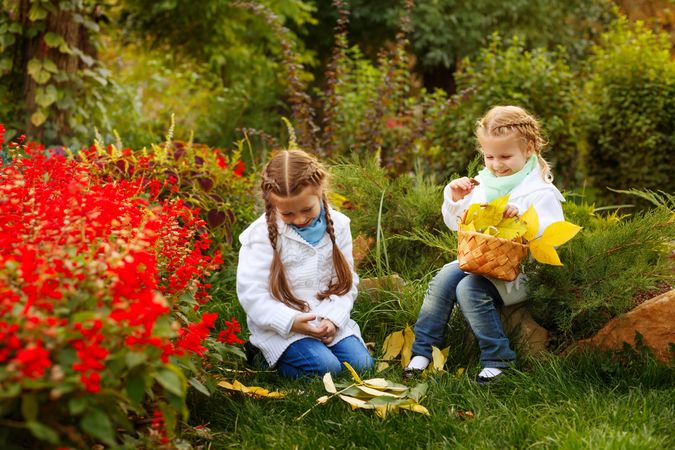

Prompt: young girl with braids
xmin=237 ymin=149 xmax=373 ymax=378
xmin=404 ymin=105 xmax=565 ymax=384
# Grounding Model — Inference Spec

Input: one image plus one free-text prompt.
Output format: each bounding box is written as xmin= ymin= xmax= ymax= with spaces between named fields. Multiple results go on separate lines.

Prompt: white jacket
xmin=442 ymin=165 xmax=565 ymax=305
xmin=236 ymin=208 xmax=364 ymax=367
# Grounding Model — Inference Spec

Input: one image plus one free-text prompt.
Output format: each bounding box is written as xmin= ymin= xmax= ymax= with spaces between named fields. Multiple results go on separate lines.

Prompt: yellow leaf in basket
xmin=494 ymin=216 xmax=528 ymax=240
xmin=463 ymin=203 xmax=482 ymax=225
xmin=459 ymin=222 xmax=476 ymax=232
xmin=489 ymin=194 xmax=510 ymax=212
xmin=400 ymin=326 xmax=415 ymax=368
xmin=343 ymin=362 xmax=363 ymax=384
xmin=520 ymin=205 xmax=539 ymax=241
xmin=381 ymin=330 xmax=405 ymax=361
xmin=472 ymin=205 xmax=501 ymax=231
xmin=529 ymin=240 xmax=562 ymax=266
xmin=539 ymin=221 xmax=582 ymax=246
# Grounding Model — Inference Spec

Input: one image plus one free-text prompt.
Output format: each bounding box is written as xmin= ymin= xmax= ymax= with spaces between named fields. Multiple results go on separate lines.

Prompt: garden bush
xmin=582 ymin=16 xmax=675 ymax=204
xmin=426 ymin=35 xmax=582 ymax=188
xmin=526 ymin=194 xmax=674 ymax=345
xmin=0 ymin=130 xmax=244 ymax=447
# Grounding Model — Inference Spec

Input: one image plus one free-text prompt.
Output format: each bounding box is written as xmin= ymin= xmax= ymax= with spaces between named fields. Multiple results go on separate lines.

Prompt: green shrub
xmin=526 ymin=199 xmax=674 ymax=345
xmin=582 ymin=17 xmax=675 ymax=204
xmin=426 ymin=35 xmax=582 ymax=188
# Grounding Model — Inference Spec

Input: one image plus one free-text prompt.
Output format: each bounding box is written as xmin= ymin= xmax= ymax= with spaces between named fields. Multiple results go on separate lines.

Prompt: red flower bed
xmin=0 ymin=130 xmax=241 ymax=447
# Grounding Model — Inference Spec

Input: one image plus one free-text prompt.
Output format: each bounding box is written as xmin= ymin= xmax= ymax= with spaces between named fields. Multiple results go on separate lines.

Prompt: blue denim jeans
xmin=412 ymin=262 xmax=515 ymax=368
xmin=276 ymin=335 xmax=374 ymax=378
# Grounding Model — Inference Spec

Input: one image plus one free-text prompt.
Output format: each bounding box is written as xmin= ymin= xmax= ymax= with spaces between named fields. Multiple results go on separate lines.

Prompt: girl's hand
xmin=319 ymin=319 xmax=337 ymax=345
xmin=449 ymin=177 xmax=478 ymax=202
xmin=503 ymin=204 xmax=519 ymax=218
xmin=291 ymin=314 xmax=327 ymax=338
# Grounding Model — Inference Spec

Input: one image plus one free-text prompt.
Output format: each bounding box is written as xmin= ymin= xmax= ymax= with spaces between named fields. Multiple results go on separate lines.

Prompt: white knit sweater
xmin=236 ymin=208 xmax=364 ymax=367
xmin=442 ymin=165 xmax=565 ymax=305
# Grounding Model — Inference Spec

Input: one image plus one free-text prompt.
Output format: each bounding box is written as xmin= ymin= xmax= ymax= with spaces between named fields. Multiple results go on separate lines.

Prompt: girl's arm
xmin=236 ymin=240 xmax=301 ymax=338
xmin=530 ymin=190 xmax=565 ymax=236
xmin=312 ymin=222 xmax=359 ymax=330
xmin=441 ymin=183 xmax=475 ymax=231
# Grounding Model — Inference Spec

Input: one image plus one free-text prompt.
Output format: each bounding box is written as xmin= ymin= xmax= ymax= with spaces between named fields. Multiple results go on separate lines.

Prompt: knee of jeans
xmin=320 ymin=356 xmax=344 ymax=375
xmin=344 ymin=351 xmax=374 ymax=372
xmin=456 ymin=277 xmax=490 ymax=306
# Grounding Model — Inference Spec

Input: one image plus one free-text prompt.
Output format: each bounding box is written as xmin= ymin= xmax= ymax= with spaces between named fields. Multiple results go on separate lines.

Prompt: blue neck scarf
xmin=478 ymin=155 xmax=537 ymax=202
xmin=290 ymin=203 xmax=327 ymax=246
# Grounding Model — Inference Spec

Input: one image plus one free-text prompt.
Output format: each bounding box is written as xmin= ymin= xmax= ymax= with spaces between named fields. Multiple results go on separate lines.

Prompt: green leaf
xmin=26 ymin=421 xmax=59 ymax=444
xmin=0 ymin=57 xmax=14 ymax=74
xmin=27 ymin=58 xmax=51 ymax=84
xmin=126 ymin=371 xmax=146 ymax=405
xmin=155 ymin=368 xmax=184 ymax=397
xmin=43 ymin=32 xmax=64 ymax=48
xmin=188 ymin=377 xmax=211 ymax=397
xmin=68 ymin=396 xmax=87 ymax=415
xmin=408 ymin=383 xmax=429 ymax=402
xmin=31 ymin=109 xmax=48 ymax=127
xmin=125 ymin=351 xmax=147 ymax=369
xmin=35 ymin=85 xmax=58 ymax=108
xmin=42 ymin=59 xmax=58 ymax=73
xmin=80 ymin=408 xmax=115 ymax=446
xmin=21 ymin=394 xmax=38 ymax=421
xmin=28 ymin=4 xmax=48 ymax=21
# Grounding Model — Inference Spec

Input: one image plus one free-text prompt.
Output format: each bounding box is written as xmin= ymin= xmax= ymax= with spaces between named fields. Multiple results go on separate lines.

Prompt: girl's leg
xmin=455 ymin=275 xmax=515 ymax=368
xmin=411 ymin=262 xmax=468 ymax=359
xmin=276 ymin=338 xmax=343 ymax=378
xmin=329 ymin=335 xmax=374 ymax=372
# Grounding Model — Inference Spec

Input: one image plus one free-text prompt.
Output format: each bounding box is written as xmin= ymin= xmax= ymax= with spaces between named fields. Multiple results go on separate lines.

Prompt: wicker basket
xmin=457 ymin=230 xmax=528 ymax=281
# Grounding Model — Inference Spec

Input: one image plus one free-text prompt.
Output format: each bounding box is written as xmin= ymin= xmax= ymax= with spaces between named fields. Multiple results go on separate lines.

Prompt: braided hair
xmin=261 ymin=150 xmax=353 ymax=311
xmin=475 ymin=105 xmax=553 ymax=182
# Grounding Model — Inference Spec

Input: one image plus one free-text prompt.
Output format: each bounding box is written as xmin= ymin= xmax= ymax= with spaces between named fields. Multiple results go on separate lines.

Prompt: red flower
xmin=233 ymin=160 xmax=245 ymax=177
xmin=217 ymin=316 xmax=244 ymax=345
xmin=12 ymin=341 xmax=51 ymax=379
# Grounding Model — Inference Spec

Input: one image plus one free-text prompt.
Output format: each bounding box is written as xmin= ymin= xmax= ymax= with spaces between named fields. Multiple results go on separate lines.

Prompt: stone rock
xmin=575 ymin=289 xmax=675 ymax=362
xmin=359 ymin=274 xmax=406 ymax=294
xmin=500 ymin=305 xmax=550 ymax=356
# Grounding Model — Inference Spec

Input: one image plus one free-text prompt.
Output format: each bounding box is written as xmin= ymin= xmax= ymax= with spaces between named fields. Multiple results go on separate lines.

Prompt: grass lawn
xmin=195 ymin=275 xmax=675 ymax=449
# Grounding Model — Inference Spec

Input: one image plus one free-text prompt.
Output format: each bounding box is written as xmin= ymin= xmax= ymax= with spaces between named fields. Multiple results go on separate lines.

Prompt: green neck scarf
xmin=478 ymin=155 xmax=537 ymax=202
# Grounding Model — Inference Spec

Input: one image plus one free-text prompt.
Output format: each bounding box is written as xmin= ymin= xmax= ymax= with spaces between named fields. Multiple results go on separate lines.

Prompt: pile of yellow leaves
xmin=299 ymin=362 xmax=430 ymax=420
xmin=460 ymin=194 xmax=582 ymax=265
xmin=217 ymin=380 xmax=286 ymax=399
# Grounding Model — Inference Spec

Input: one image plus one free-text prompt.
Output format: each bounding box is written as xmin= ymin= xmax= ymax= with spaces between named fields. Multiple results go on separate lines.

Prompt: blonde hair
xmin=261 ymin=149 xmax=353 ymax=312
xmin=475 ymin=105 xmax=553 ymax=182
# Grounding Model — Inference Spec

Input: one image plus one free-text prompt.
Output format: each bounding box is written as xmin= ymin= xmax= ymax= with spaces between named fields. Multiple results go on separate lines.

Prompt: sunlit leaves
xmin=218 ymin=380 xmax=286 ymax=399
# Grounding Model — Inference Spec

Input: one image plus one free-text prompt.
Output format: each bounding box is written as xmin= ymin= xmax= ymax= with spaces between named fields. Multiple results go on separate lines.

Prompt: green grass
xmin=187 ymin=352 xmax=674 ymax=449
xmin=192 ymin=269 xmax=675 ymax=450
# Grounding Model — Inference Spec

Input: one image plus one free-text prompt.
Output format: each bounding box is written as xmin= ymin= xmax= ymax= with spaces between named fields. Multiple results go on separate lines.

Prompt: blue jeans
xmin=412 ymin=262 xmax=515 ymax=368
xmin=276 ymin=335 xmax=374 ymax=378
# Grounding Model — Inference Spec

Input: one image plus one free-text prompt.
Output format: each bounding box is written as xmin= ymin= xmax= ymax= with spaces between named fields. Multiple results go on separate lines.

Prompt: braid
xmin=263 ymin=193 xmax=308 ymax=312
xmin=317 ymin=194 xmax=353 ymax=300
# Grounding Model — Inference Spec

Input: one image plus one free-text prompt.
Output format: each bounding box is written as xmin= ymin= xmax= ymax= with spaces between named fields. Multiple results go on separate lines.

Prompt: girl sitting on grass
xmin=237 ymin=149 xmax=373 ymax=378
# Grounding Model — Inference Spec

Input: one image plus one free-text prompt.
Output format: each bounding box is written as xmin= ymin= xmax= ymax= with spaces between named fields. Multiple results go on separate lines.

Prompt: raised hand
xmin=449 ymin=177 xmax=479 ymax=202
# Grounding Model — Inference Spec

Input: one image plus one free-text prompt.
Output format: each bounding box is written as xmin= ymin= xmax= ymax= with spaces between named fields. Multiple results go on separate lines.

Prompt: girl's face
xmin=479 ymin=134 xmax=533 ymax=177
xmin=270 ymin=185 xmax=322 ymax=227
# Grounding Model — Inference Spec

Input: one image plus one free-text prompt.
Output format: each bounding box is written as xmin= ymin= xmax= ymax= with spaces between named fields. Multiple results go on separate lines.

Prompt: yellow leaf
xmin=339 ymin=395 xmax=375 ymax=409
xmin=539 ymin=221 xmax=582 ymax=246
xmin=455 ymin=367 xmax=465 ymax=377
xmin=489 ymin=194 xmax=510 ymax=212
xmin=431 ymin=346 xmax=447 ymax=372
xmin=520 ymin=205 xmax=539 ymax=241
xmin=363 ymin=378 xmax=389 ymax=389
xmin=529 ymin=240 xmax=563 ymax=266
xmin=400 ymin=326 xmax=415 ymax=368
xmin=323 ymin=372 xmax=337 ymax=394
xmin=494 ymin=216 xmax=528 ymax=240
xmin=462 ymin=203 xmax=482 ymax=225
xmin=399 ymin=403 xmax=431 ymax=416
xmin=376 ymin=362 xmax=390 ymax=372
xmin=343 ymin=362 xmax=363 ymax=384
xmin=381 ymin=330 xmax=405 ymax=361
xmin=218 ymin=379 xmax=286 ymax=398
xmin=317 ymin=395 xmax=329 ymax=404
xmin=355 ymin=385 xmax=403 ymax=398
xmin=375 ymin=406 xmax=390 ymax=419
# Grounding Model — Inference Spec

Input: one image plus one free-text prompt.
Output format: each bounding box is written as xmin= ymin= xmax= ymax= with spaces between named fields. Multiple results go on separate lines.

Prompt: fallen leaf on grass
xmin=217 ymin=380 xmax=286 ymax=399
